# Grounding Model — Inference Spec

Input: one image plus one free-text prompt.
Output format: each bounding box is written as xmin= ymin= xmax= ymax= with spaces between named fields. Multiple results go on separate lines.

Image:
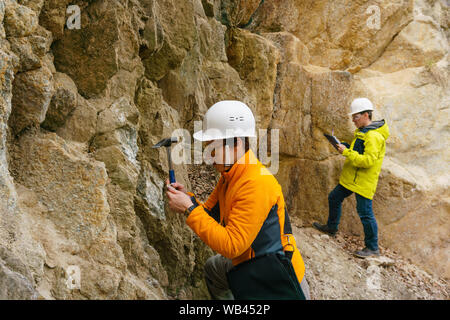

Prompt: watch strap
xmin=185 ymin=203 xmax=198 ymax=217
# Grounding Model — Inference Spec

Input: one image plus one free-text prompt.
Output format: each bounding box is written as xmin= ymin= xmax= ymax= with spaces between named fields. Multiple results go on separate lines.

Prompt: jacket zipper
xmin=353 ymin=168 xmax=359 ymax=183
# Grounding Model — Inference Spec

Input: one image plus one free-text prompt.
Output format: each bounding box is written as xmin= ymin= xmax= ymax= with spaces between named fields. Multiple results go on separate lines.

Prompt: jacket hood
xmin=360 ymin=120 xmax=390 ymax=140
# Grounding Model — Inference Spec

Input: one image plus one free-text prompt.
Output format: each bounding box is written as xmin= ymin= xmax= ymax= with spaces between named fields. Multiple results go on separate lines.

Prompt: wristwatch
xmin=184 ymin=204 xmax=198 ymax=217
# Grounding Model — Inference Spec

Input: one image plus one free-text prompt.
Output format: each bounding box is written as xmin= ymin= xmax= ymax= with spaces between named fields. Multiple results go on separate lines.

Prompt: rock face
xmin=9 ymin=66 xmax=54 ymax=135
xmin=0 ymin=0 xmax=448 ymax=300
xmin=248 ymin=0 xmax=415 ymax=71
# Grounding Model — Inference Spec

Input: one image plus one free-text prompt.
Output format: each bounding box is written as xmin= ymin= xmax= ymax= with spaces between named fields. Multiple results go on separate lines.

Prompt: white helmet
xmin=193 ymin=100 xmax=256 ymax=141
xmin=349 ymin=98 xmax=374 ymax=115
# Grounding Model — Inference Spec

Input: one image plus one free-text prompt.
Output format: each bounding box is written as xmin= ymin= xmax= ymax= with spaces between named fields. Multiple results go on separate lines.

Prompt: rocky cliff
xmin=0 ymin=0 xmax=448 ymax=299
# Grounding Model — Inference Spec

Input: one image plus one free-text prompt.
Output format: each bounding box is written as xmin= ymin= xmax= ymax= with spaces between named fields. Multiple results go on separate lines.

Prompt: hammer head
xmin=152 ymin=137 xmax=178 ymax=148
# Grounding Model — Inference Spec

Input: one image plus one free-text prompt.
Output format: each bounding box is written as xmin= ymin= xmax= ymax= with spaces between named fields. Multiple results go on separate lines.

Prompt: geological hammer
xmin=152 ymin=137 xmax=178 ymax=184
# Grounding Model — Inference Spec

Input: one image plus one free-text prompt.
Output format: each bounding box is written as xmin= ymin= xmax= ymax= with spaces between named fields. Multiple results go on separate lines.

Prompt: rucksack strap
xmin=284 ymin=208 xmax=293 ymax=234
xmin=284 ymin=208 xmax=294 ymax=260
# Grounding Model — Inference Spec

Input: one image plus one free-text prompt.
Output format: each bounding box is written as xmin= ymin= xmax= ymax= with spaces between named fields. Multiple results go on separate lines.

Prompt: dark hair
xmin=224 ymin=137 xmax=250 ymax=153
xmin=360 ymin=110 xmax=373 ymax=120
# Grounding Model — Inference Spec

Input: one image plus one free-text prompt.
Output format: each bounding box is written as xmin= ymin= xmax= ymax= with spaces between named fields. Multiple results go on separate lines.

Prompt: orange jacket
xmin=186 ymin=150 xmax=305 ymax=283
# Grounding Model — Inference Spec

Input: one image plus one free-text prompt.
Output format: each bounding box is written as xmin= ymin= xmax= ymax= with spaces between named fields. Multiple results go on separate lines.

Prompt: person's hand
xmin=337 ymin=144 xmax=347 ymax=154
xmin=166 ymin=184 xmax=194 ymax=214
xmin=165 ymin=179 xmax=187 ymax=194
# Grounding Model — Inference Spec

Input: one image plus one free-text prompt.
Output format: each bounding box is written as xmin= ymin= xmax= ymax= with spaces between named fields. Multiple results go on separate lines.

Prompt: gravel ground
xmin=294 ymin=223 xmax=449 ymax=300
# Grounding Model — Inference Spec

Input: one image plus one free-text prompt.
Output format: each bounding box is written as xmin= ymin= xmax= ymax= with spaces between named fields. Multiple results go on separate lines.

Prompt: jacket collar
xmin=222 ymin=149 xmax=259 ymax=183
xmin=359 ymin=119 xmax=385 ymax=133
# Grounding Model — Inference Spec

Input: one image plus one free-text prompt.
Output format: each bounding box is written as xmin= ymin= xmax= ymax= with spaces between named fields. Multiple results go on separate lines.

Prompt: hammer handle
xmin=169 ymin=170 xmax=176 ymax=184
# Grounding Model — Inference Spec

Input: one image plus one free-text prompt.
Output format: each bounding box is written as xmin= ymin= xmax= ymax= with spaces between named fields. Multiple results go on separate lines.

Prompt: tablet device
xmin=324 ymin=134 xmax=341 ymax=150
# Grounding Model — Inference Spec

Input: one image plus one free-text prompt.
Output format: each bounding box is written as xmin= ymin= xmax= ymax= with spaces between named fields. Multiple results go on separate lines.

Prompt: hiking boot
xmin=353 ymin=247 xmax=380 ymax=259
xmin=312 ymin=222 xmax=337 ymax=236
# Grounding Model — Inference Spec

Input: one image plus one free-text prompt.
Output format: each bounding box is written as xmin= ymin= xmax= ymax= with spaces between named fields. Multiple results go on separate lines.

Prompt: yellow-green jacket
xmin=340 ymin=120 xmax=390 ymax=200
